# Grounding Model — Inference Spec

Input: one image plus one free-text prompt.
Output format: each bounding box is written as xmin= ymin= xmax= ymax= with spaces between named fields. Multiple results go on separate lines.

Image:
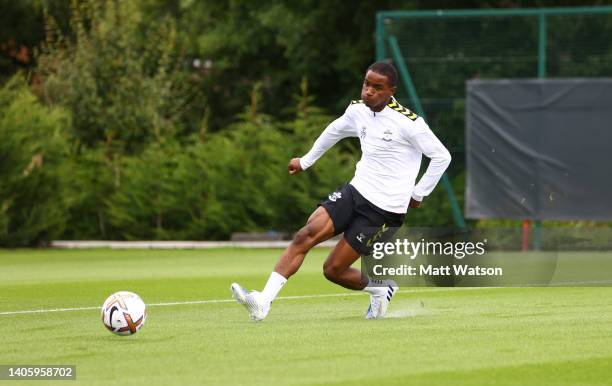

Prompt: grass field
xmin=1 ymin=248 xmax=611 ymax=385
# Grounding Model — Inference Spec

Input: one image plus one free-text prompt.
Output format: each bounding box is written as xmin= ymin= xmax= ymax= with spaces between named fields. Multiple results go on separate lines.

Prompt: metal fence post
xmin=388 ymin=35 xmax=467 ymax=231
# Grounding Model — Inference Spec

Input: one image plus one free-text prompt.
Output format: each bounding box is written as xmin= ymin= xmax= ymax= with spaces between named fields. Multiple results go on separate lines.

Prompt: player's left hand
xmin=409 ymin=198 xmax=421 ymax=208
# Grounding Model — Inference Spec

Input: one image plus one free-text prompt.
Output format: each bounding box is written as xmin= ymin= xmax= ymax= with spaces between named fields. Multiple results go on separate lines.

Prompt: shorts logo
xmin=366 ymin=223 xmax=389 ymax=247
xmin=328 ymin=192 xmax=342 ymax=202
xmin=356 ymin=233 xmax=365 ymax=243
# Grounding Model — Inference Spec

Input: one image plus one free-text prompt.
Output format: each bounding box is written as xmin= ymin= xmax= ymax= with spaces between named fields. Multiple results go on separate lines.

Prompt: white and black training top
xmin=299 ymin=97 xmax=451 ymax=214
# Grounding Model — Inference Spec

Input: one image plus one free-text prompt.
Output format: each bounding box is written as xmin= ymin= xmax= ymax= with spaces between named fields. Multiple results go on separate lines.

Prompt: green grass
xmin=1 ymin=248 xmax=611 ymax=385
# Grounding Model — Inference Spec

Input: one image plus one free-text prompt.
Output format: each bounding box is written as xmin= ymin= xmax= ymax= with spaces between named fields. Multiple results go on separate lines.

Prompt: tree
xmin=37 ymin=0 xmax=199 ymax=153
xmin=0 ymin=75 xmax=70 ymax=246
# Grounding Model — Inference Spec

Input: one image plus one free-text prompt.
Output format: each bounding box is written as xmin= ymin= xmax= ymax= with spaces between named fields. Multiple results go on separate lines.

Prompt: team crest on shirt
xmin=360 ymin=126 xmax=366 ymax=140
xmin=382 ymin=129 xmax=393 ymax=142
xmin=328 ymin=192 xmax=342 ymax=202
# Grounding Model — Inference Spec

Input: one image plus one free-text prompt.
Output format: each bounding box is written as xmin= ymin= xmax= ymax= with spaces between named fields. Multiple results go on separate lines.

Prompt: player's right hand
xmin=288 ymin=158 xmax=303 ymax=175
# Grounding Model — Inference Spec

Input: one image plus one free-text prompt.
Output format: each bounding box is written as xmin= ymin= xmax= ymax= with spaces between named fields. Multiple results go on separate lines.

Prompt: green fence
xmin=376 ymin=6 xmax=612 ymax=230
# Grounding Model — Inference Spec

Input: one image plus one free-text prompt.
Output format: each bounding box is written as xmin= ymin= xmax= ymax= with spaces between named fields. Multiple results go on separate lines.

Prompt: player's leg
xmin=322 ymin=235 xmax=398 ymax=319
xmin=231 ymin=183 xmax=354 ymax=321
xmin=322 ymin=238 xmax=365 ymax=290
xmin=230 ymin=206 xmax=336 ymax=321
xmin=273 ymin=206 xmax=335 ymax=279
xmin=327 ymin=210 xmax=401 ymax=319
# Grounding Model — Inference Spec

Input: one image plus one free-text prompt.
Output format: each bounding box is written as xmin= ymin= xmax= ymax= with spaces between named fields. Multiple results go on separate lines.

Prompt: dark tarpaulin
xmin=465 ymin=79 xmax=612 ymax=220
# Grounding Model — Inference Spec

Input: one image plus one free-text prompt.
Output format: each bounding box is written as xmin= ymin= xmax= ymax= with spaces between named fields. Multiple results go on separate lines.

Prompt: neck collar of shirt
xmin=369 ymin=97 xmax=398 ymax=116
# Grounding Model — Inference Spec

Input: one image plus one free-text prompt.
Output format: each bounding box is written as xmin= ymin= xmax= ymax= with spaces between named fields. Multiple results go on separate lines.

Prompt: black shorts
xmin=319 ymin=183 xmax=405 ymax=256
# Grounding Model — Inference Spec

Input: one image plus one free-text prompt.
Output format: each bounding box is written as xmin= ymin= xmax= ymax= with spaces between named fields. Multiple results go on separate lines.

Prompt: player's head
xmin=361 ymin=61 xmax=397 ymax=111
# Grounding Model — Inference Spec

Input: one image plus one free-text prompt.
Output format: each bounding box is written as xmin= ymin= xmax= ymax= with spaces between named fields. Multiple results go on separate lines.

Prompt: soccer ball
xmin=101 ymin=291 xmax=147 ymax=336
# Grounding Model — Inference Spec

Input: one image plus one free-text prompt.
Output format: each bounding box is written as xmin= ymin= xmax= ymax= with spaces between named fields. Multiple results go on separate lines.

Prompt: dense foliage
xmin=1 ymin=0 xmax=609 ymax=245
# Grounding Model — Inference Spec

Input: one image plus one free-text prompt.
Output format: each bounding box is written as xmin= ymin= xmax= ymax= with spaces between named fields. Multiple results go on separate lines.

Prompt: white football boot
xmin=231 ymin=283 xmax=270 ymax=322
xmin=365 ymin=281 xmax=398 ymax=319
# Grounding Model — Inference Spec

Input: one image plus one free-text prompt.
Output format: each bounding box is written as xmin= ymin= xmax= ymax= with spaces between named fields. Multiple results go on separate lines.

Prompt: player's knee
xmin=323 ymin=260 xmax=343 ymax=282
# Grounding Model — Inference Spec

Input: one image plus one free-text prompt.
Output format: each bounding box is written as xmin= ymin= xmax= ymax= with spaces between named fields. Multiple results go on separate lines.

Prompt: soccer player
xmin=231 ymin=62 xmax=451 ymax=321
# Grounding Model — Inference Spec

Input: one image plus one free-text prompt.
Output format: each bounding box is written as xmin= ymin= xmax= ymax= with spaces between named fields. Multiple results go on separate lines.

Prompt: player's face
xmin=361 ymin=70 xmax=396 ymax=112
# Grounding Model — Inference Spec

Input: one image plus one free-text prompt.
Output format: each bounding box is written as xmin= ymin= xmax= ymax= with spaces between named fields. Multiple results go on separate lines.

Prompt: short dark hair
xmin=367 ymin=61 xmax=398 ymax=87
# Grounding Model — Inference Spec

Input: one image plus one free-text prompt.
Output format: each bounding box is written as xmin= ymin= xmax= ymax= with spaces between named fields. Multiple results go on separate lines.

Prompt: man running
xmin=231 ymin=61 xmax=451 ymax=321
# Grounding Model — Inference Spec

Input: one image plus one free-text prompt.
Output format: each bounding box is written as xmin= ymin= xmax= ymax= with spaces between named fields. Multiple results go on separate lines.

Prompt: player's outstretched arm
xmin=288 ymin=158 xmax=303 ymax=175
xmin=298 ymin=109 xmax=357 ymax=171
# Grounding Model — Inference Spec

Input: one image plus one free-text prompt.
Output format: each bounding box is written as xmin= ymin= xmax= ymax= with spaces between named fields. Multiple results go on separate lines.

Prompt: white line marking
xmin=0 ymin=306 xmax=102 ymax=315
xmin=0 ymin=288 xmax=479 ymax=316
xmin=2 ymin=283 xmax=607 ymax=317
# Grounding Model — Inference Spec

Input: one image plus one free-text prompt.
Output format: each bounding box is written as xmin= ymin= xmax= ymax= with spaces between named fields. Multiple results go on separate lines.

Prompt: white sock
xmin=363 ymin=278 xmax=386 ymax=295
xmin=261 ymin=271 xmax=287 ymax=303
